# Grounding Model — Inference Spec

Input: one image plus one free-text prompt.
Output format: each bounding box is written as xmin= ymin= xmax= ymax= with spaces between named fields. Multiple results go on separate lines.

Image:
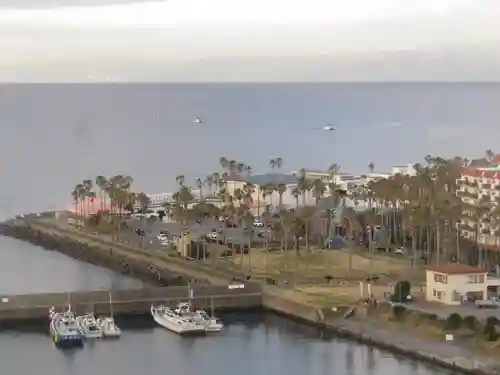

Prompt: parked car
xmin=253 ymin=221 xmax=264 ymax=228
xmin=395 ymin=246 xmax=405 ymax=255
xmin=207 ymin=231 xmax=218 ymax=240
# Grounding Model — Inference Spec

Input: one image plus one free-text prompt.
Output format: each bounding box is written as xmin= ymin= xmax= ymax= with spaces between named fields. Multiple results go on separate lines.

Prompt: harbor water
xmin=0 ymin=235 xmax=454 ymax=375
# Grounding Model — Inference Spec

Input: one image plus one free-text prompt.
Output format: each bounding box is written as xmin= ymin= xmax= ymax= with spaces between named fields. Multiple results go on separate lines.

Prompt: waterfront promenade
xmin=0 ymin=284 xmax=262 ymax=322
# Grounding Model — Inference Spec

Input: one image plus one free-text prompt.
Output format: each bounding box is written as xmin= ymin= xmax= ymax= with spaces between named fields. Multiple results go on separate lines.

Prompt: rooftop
xmin=226 ymin=173 xmax=297 ymax=185
xmin=248 ymin=173 xmax=297 ymax=185
xmin=478 ymin=166 xmax=500 ymax=171
xmin=427 ymin=263 xmax=486 ymax=275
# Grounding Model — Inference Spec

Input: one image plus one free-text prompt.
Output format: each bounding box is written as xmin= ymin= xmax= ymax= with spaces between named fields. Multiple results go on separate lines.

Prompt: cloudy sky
xmin=1 ymin=0 xmax=500 ymax=81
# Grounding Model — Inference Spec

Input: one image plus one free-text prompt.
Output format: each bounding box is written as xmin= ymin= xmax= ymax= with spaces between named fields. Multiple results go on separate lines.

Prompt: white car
xmin=157 ymin=234 xmax=168 ymax=241
xmin=207 ymin=232 xmax=218 ymax=240
xmin=252 ymin=220 xmax=264 ymax=228
xmin=395 ymin=247 xmax=405 ymax=255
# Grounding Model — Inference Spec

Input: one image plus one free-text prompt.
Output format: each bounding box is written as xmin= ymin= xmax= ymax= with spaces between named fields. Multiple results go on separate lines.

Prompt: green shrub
xmin=486 ymin=316 xmax=499 ymax=326
xmin=463 ymin=315 xmax=478 ymax=330
xmin=483 ymin=318 xmax=499 ymax=341
xmin=392 ymin=281 xmax=411 ymax=302
xmin=445 ymin=313 xmax=462 ymax=330
xmin=392 ymin=305 xmax=407 ymax=320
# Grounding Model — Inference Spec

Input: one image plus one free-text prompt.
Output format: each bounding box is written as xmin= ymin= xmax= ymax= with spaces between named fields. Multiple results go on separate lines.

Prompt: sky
xmin=1 ymin=0 xmax=500 ymax=81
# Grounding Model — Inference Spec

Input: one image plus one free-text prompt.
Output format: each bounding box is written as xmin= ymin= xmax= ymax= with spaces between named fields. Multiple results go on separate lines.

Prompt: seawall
xmin=0 ymin=284 xmax=262 ymax=326
xmin=0 ymin=219 xmax=251 ymax=285
xmin=0 ymin=220 xmax=187 ymax=286
xmin=262 ymin=292 xmax=500 ymax=375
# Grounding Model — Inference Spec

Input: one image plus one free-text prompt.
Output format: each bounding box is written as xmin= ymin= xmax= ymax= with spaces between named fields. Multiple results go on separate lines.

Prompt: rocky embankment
xmin=0 ymin=220 xmax=188 ymax=286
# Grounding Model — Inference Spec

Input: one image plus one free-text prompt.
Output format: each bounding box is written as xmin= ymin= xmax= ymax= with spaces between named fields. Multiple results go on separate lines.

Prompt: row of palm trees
xmin=71 ymin=175 xmax=151 ymax=237
xmin=72 ymin=150 xmax=500 ymax=269
xmin=166 ymin=153 xmax=499 ymax=269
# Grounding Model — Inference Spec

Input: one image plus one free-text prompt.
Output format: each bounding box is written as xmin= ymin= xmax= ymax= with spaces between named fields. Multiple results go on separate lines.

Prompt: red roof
xmin=427 ymin=263 xmax=486 ymax=275
xmin=491 ymin=155 xmax=500 ymax=165
xmin=461 ymin=167 xmax=500 ymax=180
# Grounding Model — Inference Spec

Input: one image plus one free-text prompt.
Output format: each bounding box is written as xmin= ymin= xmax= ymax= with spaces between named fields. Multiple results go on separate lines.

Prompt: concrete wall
xmin=0 ymin=220 xmax=249 ymax=285
xmin=0 ymin=284 xmax=263 ymax=321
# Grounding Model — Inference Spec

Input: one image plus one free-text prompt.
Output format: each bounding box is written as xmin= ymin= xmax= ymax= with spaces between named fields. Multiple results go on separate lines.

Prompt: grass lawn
xmin=230 ymin=247 xmax=424 ymax=285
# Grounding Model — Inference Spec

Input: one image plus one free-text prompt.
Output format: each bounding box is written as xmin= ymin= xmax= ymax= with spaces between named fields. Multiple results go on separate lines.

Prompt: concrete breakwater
xmin=0 ymin=219 xmax=254 ymax=285
xmin=0 ymin=221 xmax=188 ymax=286
xmin=0 ymin=284 xmax=262 ymax=324
xmin=262 ymin=293 xmax=500 ymax=375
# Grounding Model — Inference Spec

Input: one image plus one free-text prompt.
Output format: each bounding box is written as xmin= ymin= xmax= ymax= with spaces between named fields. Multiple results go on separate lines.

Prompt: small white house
xmin=425 ymin=263 xmax=500 ymax=305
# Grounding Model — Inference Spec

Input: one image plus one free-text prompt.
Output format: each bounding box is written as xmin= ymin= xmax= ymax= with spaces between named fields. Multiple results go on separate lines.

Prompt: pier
xmin=0 ymin=284 xmax=262 ymax=323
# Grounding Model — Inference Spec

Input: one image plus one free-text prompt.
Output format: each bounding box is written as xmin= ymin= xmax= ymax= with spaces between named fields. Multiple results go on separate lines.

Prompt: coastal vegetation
xmin=70 ymin=151 xmax=498 ymax=271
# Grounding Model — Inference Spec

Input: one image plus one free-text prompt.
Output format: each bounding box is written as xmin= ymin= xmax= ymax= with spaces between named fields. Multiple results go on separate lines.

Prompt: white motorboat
xmin=76 ymin=313 xmax=103 ymax=339
xmin=97 ymin=291 xmax=121 ymax=338
xmin=97 ymin=317 xmax=121 ymax=338
xmin=151 ymin=305 xmax=206 ymax=335
xmin=175 ymin=302 xmax=224 ymax=332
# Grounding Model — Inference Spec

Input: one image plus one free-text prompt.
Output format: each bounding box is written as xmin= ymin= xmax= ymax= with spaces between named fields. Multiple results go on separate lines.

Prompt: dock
xmin=0 ymin=284 xmax=262 ymax=323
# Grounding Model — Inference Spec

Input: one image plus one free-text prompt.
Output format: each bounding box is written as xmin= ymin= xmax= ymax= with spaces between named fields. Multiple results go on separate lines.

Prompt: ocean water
xmin=0 ymin=83 xmax=498 ymax=217
xmin=0 ymin=312 xmax=454 ymax=375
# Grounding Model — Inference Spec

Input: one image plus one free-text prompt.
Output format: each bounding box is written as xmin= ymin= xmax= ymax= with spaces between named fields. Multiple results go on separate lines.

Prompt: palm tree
xmin=136 ymin=192 xmax=151 ymax=213
xmin=195 ymin=178 xmax=203 ymax=199
xmin=269 ymin=157 xmax=283 ymax=172
xmin=95 ymin=175 xmax=108 ymax=212
xmin=204 ymin=175 xmax=215 ymax=196
xmin=486 ymin=149 xmax=495 ymax=162
xmin=368 ymin=161 xmax=375 ymax=173
xmin=311 ymin=179 xmax=325 ymax=205
xmin=176 ymin=175 xmax=185 ymax=186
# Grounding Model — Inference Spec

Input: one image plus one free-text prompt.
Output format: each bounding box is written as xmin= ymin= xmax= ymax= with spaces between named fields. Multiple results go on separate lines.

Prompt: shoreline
xmin=0 ymin=220 xmax=187 ymax=286
xmin=262 ymin=292 xmax=500 ymax=375
xmin=2 ymin=218 xmax=499 ymax=374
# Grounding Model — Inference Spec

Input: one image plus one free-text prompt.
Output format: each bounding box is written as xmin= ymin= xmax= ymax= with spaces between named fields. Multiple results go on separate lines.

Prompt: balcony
xmin=459 ymin=190 xmax=478 ymax=199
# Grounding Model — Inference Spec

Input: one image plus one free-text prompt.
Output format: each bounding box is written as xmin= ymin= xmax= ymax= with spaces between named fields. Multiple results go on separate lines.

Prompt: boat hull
xmin=97 ymin=318 xmax=121 ymax=338
xmin=50 ymin=321 xmax=83 ymax=348
xmin=151 ymin=306 xmax=206 ymax=336
xmin=76 ymin=315 xmax=103 ymax=339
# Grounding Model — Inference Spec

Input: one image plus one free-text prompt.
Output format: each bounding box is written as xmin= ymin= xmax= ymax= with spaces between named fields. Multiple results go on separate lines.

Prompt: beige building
xmin=425 ymin=263 xmax=500 ymax=305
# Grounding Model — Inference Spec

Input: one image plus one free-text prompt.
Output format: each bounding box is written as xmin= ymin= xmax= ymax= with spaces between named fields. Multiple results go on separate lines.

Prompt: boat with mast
xmin=49 ymin=304 xmax=83 ymax=348
xmin=97 ymin=291 xmax=121 ymax=338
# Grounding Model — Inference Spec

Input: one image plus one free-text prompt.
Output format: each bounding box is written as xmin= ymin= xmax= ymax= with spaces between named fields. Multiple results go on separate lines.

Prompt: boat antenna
xmin=67 ymin=292 xmax=71 ymax=312
xmin=188 ymin=279 xmax=194 ymax=304
xmin=109 ymin=290 xmax=114 ymax=318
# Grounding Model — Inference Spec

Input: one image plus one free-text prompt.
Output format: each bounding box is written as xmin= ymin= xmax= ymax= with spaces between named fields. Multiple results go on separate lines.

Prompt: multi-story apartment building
xmin=457 ymin=162 xmax=500 ymax=249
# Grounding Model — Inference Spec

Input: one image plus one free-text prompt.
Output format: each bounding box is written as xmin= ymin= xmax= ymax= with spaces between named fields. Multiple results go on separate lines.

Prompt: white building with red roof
xmin=426 ymin=263 xmax=500 ymax=305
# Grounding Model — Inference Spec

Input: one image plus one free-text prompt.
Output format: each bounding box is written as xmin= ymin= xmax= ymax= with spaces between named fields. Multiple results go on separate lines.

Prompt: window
xmin=434 ymin=273 xmax=448 ymax=284
xmin=433 ymin=289 xmax=445 ymax=300
xmin=467 ymin=275 xmax=485 ymax=283
xmin=452 ymin=291 xmax=461 ymax=301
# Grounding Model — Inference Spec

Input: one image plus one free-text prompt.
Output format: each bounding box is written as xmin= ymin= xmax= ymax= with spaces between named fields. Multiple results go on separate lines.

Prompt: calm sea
xmin=0 ymin=83 xmax=498 ymax=218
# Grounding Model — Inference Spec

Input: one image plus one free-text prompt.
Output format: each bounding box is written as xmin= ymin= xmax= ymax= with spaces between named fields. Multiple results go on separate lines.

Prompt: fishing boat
xmin=175 ymin=302 xmax=224 ymax=332
xmin=49 ymin=306 xmax=83 ymax=348
xmin=76 ymin=313 xmax=103 ymax=339
xmin=151 ymin=305 xmax=206 ymax=335
xmin=97 ymin=292 xmax=121 ymax=338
